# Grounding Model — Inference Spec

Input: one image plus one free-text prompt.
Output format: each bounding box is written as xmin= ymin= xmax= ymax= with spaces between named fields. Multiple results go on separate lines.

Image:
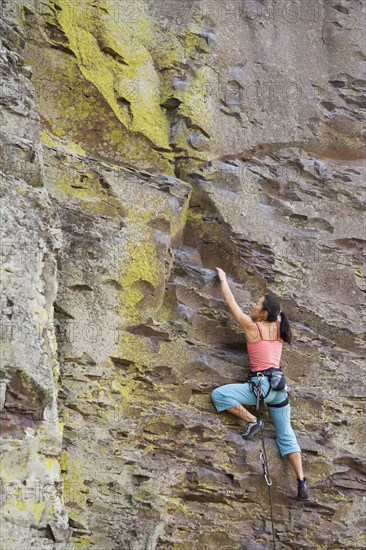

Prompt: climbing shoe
xmin=242 ymin=419 xmax=264 ymax=440
xmin=297 ymin=478 xmax=309 ymax=500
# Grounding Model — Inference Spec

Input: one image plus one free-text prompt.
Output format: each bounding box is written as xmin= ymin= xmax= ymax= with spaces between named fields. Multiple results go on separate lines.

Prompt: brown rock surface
xmin=1 ymin=1 xmax=365 ymax=549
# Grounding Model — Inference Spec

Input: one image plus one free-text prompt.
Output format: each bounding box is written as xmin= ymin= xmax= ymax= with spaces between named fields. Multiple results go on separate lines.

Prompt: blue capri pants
xmin=211 ymin=377 xmax=301 ymax=457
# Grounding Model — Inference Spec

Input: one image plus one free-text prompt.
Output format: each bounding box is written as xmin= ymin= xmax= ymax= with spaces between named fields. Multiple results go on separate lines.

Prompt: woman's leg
xmin=268 ymin=403 xmax=309 ymax=497
xmin=211 ymin=383 xmax=263 ymax=438
xmin=226 ymin=404 xmax=257 ymax=423
xmin=287 ymin=451 xmax=304 ymax=480
xmin=267 ymin=404 xmax=301 ymax=459
xmin=211 ymin=383 xmax=257 ymax=419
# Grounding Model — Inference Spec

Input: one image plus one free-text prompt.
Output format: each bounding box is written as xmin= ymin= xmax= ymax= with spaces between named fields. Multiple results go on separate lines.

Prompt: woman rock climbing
xmin=211 ymin=267 xmax=309 ymax=500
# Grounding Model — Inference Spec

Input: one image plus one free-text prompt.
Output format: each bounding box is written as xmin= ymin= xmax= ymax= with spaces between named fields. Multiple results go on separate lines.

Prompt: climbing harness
xmin=248 ymin=372 xmax=265 ymax=410
xmin=252 ymin=373 xmax=277 ymax=550
xmin=246 ymin=367 xmax=287 ymax=392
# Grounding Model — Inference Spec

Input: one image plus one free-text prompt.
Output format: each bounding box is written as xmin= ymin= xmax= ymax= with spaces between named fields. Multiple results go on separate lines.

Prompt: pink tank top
xmin=246 ymin=322 xmax=283 ymax=372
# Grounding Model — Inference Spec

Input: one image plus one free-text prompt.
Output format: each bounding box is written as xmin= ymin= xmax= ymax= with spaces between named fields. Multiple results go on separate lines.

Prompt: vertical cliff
xmin=1 ymin=1 xmax=365 ymax=549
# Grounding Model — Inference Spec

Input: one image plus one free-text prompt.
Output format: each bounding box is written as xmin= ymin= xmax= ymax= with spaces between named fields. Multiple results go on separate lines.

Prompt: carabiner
xmin=265 ymin=473 xmax=272 ymax=486
xmin=260 ymin=450 xmax=272 ymax=486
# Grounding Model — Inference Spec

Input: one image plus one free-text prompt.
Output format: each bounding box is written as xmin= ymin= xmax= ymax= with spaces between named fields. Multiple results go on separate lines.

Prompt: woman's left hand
xmin=215 ymin=267 xmax=227 ymax=282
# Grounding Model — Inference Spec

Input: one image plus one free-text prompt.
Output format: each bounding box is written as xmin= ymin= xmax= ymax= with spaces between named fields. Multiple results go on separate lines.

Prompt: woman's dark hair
xmin=262 ymin=294 xmax=292 ymax=344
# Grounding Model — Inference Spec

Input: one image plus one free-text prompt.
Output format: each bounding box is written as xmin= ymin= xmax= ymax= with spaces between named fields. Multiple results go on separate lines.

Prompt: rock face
xmin=0 ymin=1 xmax=365 ymax=549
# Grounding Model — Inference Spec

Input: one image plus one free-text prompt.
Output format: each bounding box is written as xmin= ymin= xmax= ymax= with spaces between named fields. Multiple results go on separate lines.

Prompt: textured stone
xmin=1 ymin=0 xmax=365 ymax=549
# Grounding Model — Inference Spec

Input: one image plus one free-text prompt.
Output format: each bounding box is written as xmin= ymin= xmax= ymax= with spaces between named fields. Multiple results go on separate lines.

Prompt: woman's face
xmin=250 ymin=296 xmax=268 ymax=321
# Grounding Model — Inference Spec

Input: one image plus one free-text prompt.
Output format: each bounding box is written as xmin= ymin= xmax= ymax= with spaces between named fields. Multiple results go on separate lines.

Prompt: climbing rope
xmin=255 ymin=375 xmax=277 ymax=550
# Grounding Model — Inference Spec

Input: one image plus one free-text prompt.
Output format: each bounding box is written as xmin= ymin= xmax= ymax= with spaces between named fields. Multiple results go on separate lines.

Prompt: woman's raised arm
xmin=215 ymin=267 xmax=254 ymax=329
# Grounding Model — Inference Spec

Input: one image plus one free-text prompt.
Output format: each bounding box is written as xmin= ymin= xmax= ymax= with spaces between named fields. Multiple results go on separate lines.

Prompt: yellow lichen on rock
xmin=35 ymin=0 xmax=212 ymax=176
xmin=54 ymin=164 xmax=122 ymax=217
xmin=59 ymin=454 xmax=89 ymax=518
xmin=55 ymin=0 xmax=171 ymax=147
xmin=117 ymin=208 xmax=162 ymax=325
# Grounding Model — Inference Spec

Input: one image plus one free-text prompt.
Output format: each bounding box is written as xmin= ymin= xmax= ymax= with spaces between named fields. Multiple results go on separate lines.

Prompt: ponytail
xmin=279 ymin=310 xmax=292 ymax=344
xmin=262 ymin=295 xmax=292 ymax=344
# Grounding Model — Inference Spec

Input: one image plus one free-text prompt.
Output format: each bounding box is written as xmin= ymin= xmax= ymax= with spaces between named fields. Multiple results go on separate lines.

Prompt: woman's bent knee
xmin=210 ymin=386 xmax=238 ymax=412
xmin=211 ymin=388 xmax=219 ymax=402
xmin=211 ymin=388 xmax=223 ymax=409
